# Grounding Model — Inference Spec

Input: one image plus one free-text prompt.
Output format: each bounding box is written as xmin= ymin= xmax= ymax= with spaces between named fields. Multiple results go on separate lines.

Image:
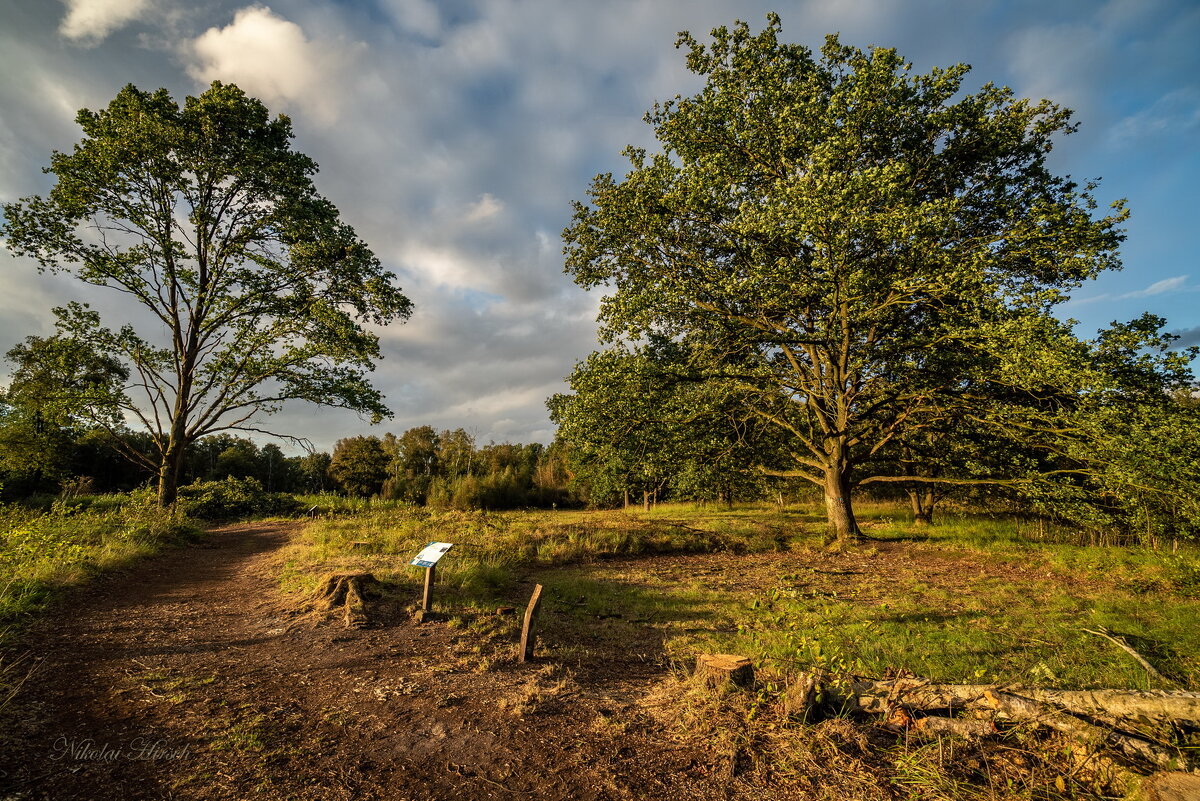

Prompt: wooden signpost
xmin=410 ymin=542 xmax=454 ymax=621
xmin=519 ymin=583 xmax=544 ymax=663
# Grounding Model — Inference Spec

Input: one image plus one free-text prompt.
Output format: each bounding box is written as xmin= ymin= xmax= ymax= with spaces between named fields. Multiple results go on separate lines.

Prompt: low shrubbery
xmin=176 ymin=477 xmax=301 ymax=521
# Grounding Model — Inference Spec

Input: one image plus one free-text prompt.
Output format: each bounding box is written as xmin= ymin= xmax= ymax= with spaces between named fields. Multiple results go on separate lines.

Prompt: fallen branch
xmin=984 ymin=690 xmax=1189 ymax=772
xmin=851 ymin=678 xmax=1200 ymax=725
xmin=1081 ymin=627 xmax=1173 ymax=687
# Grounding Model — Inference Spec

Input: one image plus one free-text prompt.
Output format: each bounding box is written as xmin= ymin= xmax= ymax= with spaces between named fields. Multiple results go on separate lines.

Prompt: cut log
xmin=1030 ymin=689 xmax=1200 ymax=726
xmin=851 ymin=679 xmax=995 ymax=715
xmin=696 ymin=654 xmax=754 ymax=690
xmin=852 ymin=679 xmax=1200 ymax=726
xmin=913 ymin=716 xmax=998 ymax=739
xmin=984 ymin=690 xmax=1188 ymax=772
xmin=1134 ymin=772 xmax=1200 ymax=801
xmin=783 ymin=672 xmax=822 ymax=720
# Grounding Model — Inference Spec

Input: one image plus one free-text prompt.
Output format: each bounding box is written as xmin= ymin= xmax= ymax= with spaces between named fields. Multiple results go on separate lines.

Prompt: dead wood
xmin=1134 ymin=771 xmax=1200 ymax=801
xmin=850 ymin=678 xmax=995 ymax=715
xmin=696 ymin=654 xmax=754 ymax=690
xmin=984 ymin=690 xmax=1188 ymax=772
xmin=913 ymin=716 xmax=997 ymax=739
xmin=852 ymin=678 xmax=1200 ymax=725
xmin=783 ymin=672 xmax=823 ymax=720
xmin=1030 ymin=689 xmax=1200 ymax=726
xmin=318 ymin=573 xmax=378 ymax=628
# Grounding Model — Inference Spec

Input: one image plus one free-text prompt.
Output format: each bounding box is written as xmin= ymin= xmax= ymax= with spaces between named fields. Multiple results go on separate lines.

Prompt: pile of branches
xmin=786 ymin=671 xmax=1199 ymax=792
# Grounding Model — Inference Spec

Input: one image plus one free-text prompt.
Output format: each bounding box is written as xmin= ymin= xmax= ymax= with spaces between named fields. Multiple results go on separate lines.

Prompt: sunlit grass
xmin=0 ymin=499 xmax=197 ymax=624
xmin=279 ymin=498 xmax=1200 ymax=690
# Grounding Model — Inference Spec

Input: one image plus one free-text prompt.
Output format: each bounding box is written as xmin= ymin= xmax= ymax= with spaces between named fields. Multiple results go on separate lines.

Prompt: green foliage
xmin=1 ymin=82 xmax=412 ymax=505
xmin=549 ymin=338 xmax=772 ymax=506
xmin=562 ymin=17 xmax=1127 ymax=540
xmin=321 ymin=428 xmax=571 ymax=509
xmin=328 ymin=436 xmax=389 ymax=497
xmin=175 ymin=477 xmax=301 ymax=521
xmin=0 ymin=333 xmax=128 ymax=495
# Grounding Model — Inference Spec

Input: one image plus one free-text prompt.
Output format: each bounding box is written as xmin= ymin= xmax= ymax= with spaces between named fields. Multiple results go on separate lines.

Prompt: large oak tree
xmin=2 ymin=83 xmax=412 ymax=505
xmin=563 ymin=18 xmax=1127 ymax=542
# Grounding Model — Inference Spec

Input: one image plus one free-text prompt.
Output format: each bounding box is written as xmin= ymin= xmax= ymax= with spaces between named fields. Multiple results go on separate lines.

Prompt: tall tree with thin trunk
xmin=2 ymin=83 xmax=412 ymax=505
xmin=563 ymin=17 xmax=1126 ymax=542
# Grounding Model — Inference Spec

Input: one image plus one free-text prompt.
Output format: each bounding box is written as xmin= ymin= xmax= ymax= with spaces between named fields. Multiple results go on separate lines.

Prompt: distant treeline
xmin=0 ymin=422 xmax=573 ymax=511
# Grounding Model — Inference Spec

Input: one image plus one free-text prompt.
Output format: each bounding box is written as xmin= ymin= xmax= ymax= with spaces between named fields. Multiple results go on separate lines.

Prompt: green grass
xmin=537 ymin=510 xmax=1200 ymax=692
xmin=279 ymin=503 xmax=800 ymax=601
xmin=0 ymin=498 xmax=198 ymax=624
xmin=281 ymin=500 xmax=1200 ymax=690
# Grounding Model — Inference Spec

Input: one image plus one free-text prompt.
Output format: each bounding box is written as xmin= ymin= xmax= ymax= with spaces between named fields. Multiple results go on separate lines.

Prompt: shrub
xmin=176 ymin=477 xmax=300 ymax=521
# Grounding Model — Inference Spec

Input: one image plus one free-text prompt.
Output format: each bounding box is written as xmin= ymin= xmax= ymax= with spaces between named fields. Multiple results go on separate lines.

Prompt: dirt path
xmin=0 ymin=523 xmax=731 ymax=801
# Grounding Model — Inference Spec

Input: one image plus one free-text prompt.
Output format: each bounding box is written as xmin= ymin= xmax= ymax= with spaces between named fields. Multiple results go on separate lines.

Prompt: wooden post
xmin=519 ymin=583 xmax=544 ymax=663
xmin=422 ymin=565 xmax=436 ymax=612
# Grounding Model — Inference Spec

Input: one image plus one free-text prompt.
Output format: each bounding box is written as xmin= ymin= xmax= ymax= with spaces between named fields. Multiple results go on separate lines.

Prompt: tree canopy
xmin=1 ymin=82 xmax=412 ymax=505
xmin=563 ymin=17 xmax=1129 ymax=541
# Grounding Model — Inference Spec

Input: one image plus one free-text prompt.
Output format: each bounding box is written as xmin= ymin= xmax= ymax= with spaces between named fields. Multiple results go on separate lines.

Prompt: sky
xmin=0 ymin=0 xmax=1198 ymax=453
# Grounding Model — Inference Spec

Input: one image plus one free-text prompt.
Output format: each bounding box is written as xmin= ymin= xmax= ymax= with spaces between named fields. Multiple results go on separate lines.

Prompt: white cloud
xmin=1111 ymin=89 xmax=1200 ymax=143
xmin=1133 ymin=275 xmax=1189 ymax=297
xmin=185 ymin=6 xmax=363 ymax=124
xmin=1067 ymin=275 xmax=1194 ymax=306
xmin=380 ymin=0 xmax=441 ymax=39
xmin=464 ymin=193 xmax=504 ymax=224
xmin=59 ymin=0 xmax=150 ymax=43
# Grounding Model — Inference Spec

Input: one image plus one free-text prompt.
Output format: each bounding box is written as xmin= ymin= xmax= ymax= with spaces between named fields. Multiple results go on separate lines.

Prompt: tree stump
xmin=696 ymin=654 xmax=754 ymax=689
xmin=318 ymin=573 xmax=378 ymax=628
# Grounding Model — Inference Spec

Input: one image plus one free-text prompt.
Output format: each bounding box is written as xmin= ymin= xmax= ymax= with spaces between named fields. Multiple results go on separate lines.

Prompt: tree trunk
xmin=908 ymin=489 xmax=934 ymax=526
xmin=157 ymin=442 xmax=186 ymax=507
xmin=824 ymin=467 xmax=861 ymax=543
xmin=643 ymin=490 xmax=650 ymax=512
xmin=157 ymin=414 xmax=189 ymax=507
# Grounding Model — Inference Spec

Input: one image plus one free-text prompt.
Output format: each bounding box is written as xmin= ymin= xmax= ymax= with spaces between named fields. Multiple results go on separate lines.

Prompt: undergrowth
xmin=0 ymin=499 xmax=197 ymax=624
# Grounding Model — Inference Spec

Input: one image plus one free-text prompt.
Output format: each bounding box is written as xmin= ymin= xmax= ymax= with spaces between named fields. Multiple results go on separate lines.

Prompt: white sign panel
xmin=410 ymin=541 xmax=454 ymax=568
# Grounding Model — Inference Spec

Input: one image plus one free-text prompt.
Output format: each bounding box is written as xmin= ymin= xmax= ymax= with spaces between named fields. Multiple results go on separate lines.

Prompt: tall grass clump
xmin=279 ymin=505 xmax=808 ymax=601
xmin=0 ymin=498 xmax=197 ymax=624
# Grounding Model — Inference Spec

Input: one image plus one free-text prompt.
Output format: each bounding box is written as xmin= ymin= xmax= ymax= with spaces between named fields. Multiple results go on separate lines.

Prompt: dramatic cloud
xmin=3 ymin=0 xmax=1199 ymax=451
xmin=59 ymin=0 xmax=150 ymax=43
xmin=1174 ymin=326 xmax=1200 ymax=348
xmin=186 ymin=6 xmax=363 ymax=124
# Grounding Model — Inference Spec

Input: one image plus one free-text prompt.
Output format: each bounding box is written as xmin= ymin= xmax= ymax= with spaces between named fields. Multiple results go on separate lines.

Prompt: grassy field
xmin=281 ymin=499 xmax=1200 ymax=692
xmin=0 ymin=497 xmax=196 ymax=623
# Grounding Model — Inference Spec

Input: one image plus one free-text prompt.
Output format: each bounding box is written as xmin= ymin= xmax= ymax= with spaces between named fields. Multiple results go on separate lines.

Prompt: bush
xmin=176 ymin=477 xmax=300 ymax=521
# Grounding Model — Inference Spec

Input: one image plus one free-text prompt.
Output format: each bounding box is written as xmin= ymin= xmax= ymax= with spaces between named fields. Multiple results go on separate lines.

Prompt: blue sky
xmin=1 ymin=0 xmax=1197 ymax=451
